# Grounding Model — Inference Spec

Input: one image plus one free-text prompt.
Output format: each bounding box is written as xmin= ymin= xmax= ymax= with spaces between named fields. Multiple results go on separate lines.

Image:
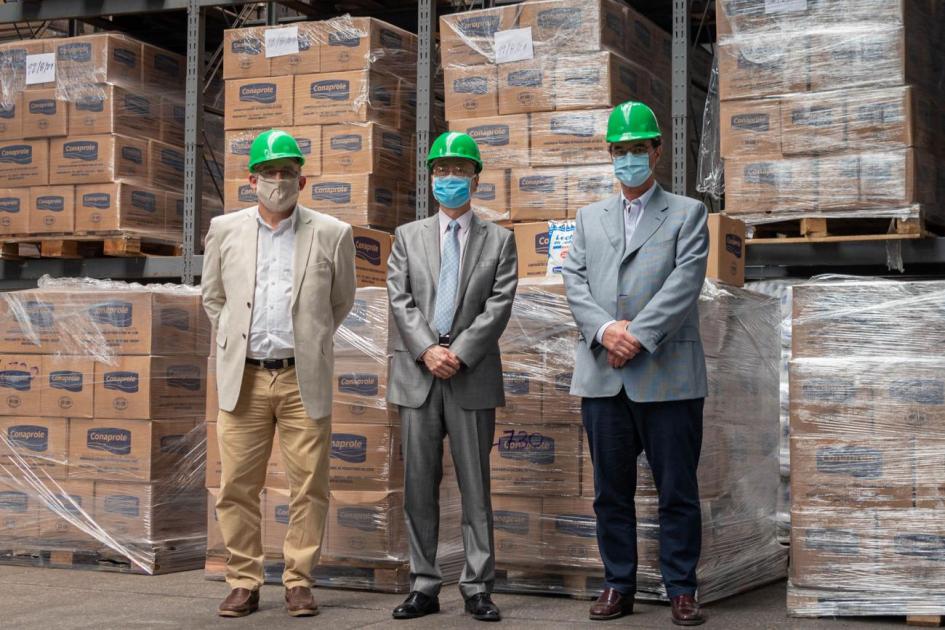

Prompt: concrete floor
xmin=0 ymin=567 xmax=913 ymax=629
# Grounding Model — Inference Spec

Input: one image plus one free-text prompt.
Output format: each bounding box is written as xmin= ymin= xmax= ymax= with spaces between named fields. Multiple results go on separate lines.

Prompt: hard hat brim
xmin=606 ymin=130 xmax=662 ymax=144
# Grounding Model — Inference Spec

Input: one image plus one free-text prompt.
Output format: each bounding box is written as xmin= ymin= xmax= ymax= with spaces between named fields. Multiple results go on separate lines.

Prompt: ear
xmin=470 ymin=174 xmax=480 ymax=195
xmin=248 ymin=173 xmax=258 ymax=190
xmin=652 ymin=144 xmax=663 ymax=164
xmin=298 ymin=175 xmax=307 ymax=191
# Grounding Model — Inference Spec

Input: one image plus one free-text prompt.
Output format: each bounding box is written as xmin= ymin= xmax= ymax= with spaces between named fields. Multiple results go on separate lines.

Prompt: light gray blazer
xmin=386 ymin=212 xmax=518 ymax=410
xmin=561 ymin=185 xmax=709 ymax=402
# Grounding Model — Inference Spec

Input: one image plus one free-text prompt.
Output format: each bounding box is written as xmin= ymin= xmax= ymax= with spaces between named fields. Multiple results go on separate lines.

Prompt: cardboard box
xmin=0 ymin=292 xmax=63 ymax=354
xmin=68 ymin=85 xmax=162 ymax=140
xmin=28 ymin=185 xmax=75 ymax=234
xmin=491 ymin=423 xmax=581 ymax=496
xmin=38 ymin=479 xmax=95 ymax=542
xmin=224 ymin=76 xmax=293 ymax=131
xmin=320 ymin=17 xmax=417 ymax=75
xmin=565 ymin=164 xmax=618 ymax=216
xmin=322 ymin=123 xmax=407 ymax=175
xmin=22 ymin=89 xmax=68 ymax=138
xmin=69 ymin=418 xmax=196 ymax=482
xmin=160 ymin=98 xmax=186 ymax=146
xmin=55 ymin=34 xmax=142 ymax=89
xmin=0 ymin=187 xmax=29 ymax=235
xmin=142 ymin=44 xmax=185 ymax=93
xmin=224 ymin=129 xmax=259 ymax=179
xmin=330 ymin=423 xmax=403 ymax=490
xmin=262 ymin=486 xmax=292 ymax=556
xmin=0 ymin=94 xmax=23 ymax=141
xmin=94 ymin=356 xmax=206 ymax=420
xmin=512 ymin=223 xmax=550 ymax=279
xmin=0 ymin=354 xmax=42 ymax=416
xmin=722 ymin=157 xmax=812 ymax=215
xmin=439 ymin=7 xmax=518 ymax=67
xmin=94 ymin=481 xmax=204 ymax=541
xmin=148 ymin=140 xmax=187 ymax=190
xmin=510 ymin=168 xmax=567 ymax=221
xmin=80 ymin=291 xmax=201 ymax=355
xmin=294 ymin=70 xmax=400 ymax=128
xmin=496 ymin=353 xmax=543 ymax=422
xmin=472 ymin=169 xmax=510 ymax=222
xmin=706 ymin=213 xmax=745 ymax=287
xmin=396 ymin=179 xmax=416 ymax=227
xmin=540 ymin=496 xmax=601 ymax=567
xmin=553 ymin=51 xmax=648 ymax=112
xmin=271 ymin=22 xmax=323 ymax=76
xmin=542 ymin=350 xmax=582 ymax=422
xmin=305 ymin=175 xmax=397 ymax=230
xmin=41 ymin=355 xmax=94 ymax=418
xmin=444 ymin=65 xmax=498 ymax=121
xmin=351 ymin=226 xmax=394 ymax=289
xmin=451 ymin=115 xmax=529 ymax=169
xmin=518 ymin=0 xmax=629 ymax=58
xmin=0 ymin=476 xmax=39 ymax=539
xmin=529 ymin=110 xmax=610 ymax=167
xmin=0 ymin=139 xmax=49 ymax=187
xmin=790 ymin=509 xmax=881 ymax=589
xmin=859 ymin=149 xmax=931 ymax=209
xmin=75 ymin=182 xmax=166 ymax=234
xmin=49 ymin=134 xmax=148 ymax=186
xmin=492 ymin=494 xmax=543 ymax=566
xmin=224 ymin=179 xmax=257 ymax=213
xmin=222 ymin=27 xmax=269 ymax=79
xmin=332 ymin=355 xmax=397 ymax=424
xmin=0 ymin=417 xmax=69 ymax=479
xmin=336 ymin=287 xmax=390 ymax=356
xmin=719 ymin=98 xmax=783 ymax=159
xmin=290 ymin=125 xmax=322 ymax=177
xmin=780 ymin=93 xmax=848 ymax=157
xmin=498 ymin=59 xmax=554 ymax=116
xmin=717 ymin=37 xmax=799 ymax=101
xmin=325 ymin=490 xmax=404 ymax=560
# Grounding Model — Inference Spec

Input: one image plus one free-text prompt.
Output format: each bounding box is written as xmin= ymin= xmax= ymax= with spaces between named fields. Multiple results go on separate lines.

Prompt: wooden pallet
xmin=0 ymin=542 xmax=204 ymax=575
xmin=205 ymin=554 xmax=412 ymax=593
xmin=789 ymin=587 xmax=945 ymax=625
xmin=494 ymin=566 xmax=606 ymax=601
xmin=747 ymin=217 xmax=930 ymax=245
xmin=0 ymin=232 xmax=183 ymax=259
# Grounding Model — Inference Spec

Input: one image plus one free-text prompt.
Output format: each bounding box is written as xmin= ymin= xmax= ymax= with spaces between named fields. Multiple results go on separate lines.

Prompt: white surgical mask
xmin=256 ymin=175 xmax=300 ymax=213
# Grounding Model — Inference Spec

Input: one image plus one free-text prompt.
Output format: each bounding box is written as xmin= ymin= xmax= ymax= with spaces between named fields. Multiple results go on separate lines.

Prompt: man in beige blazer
xmin=201 ymin=129 xmax=356 ymax=618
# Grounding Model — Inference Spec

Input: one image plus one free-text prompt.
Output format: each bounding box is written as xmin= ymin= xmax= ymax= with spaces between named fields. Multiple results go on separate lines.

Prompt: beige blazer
xmin=201 ymin=204 xmax=356 ymax=419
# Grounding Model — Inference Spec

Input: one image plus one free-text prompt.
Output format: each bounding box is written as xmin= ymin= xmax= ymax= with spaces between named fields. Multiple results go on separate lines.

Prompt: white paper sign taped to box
xmin=25 ymin=53 xmax=56 ymax=85
xmin=265 ymin=26 xmax=300 ymax=58
xmin=547 ymin=220 xmax=576 ymax=275
xmin=494 ymin=27 xmax=534 ymax=64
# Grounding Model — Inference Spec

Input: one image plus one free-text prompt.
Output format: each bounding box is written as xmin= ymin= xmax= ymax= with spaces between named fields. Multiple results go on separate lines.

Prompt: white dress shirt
xmin=248 ymin=207 xmax=296 ymax=360
xmin=438 ymin=208 xmax=473 ymax=279
xmin=595 ymin=182 xmax=658 ymax=344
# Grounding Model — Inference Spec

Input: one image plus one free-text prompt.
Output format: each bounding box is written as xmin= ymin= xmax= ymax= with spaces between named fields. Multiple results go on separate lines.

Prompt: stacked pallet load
xmin=491 ymin=277 xmax=786 ymax=601
xmin=0 ymin=278 xmax=209 ymax=574
xmin=204 ymin=286 xmax=464 ymax=592
xmin=0 ymin=33 xmax=223 ymax=257
xmin=716 ymin=0 xmax=945 ymax=241
xmin=221 ymin=16 xmax=418 ymax=231
xmin=788 ymin=279 xmax=945 ymax=622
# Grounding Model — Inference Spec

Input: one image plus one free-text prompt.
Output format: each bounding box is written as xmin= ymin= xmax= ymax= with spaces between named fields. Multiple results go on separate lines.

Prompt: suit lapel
xmin=457 ymin=213 xmax=487 ymax=304
xmin=422 ymin=215 xmax=440 ymax=282
xmin=622 ymin=185 xmax=669 ymax=263
xmin=240 ymin=209 xmax=259 ymax=298
xmin=291 ymin=207 xmax=315 ymax=309
xmin=598 ymin=195 xmax=625 ymax=255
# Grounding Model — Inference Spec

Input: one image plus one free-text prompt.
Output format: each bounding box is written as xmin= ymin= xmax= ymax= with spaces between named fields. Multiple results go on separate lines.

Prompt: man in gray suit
xmin=562 ymin=102 xmax=709 ymax=627
xmin=386 ymin=131 xmax=517 ymax=622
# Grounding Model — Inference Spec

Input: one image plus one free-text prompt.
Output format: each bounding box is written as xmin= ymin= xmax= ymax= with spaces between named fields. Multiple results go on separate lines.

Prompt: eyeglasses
xmin=611 ymin=145 xmax=652 ymax=158
xmin=432 ymin=164 xmax=476 ymax=177
xmin=255 ymin=167 xmax=300 ymax=179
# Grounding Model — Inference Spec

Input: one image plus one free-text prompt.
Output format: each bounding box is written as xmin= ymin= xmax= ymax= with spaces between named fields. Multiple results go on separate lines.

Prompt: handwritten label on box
xmin=495 ymin=28 xmax=534 ymax=64
xmin=26 ymin=53 xmax=56 ymax=85
xmin=265 ymin=26 xmax=300 ymax=58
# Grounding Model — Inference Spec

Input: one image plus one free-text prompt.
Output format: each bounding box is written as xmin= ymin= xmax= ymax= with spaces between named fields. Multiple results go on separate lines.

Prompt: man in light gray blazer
xmin=562 ymin=102 xmax=709 ymax=627
xmin=386 ymin=131 xmax=517 ymax=623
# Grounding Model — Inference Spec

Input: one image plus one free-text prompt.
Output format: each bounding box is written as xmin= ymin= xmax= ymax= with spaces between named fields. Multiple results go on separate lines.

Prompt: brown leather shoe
xmin=671 ymin=594 xmax=705 ymax=626
xmin=218 ymin=588 xmax=259 ymax=618
xmin=589 ymin=587 xmax=634 ymax=620
xmin=285 ymin=586 xmax=319 ymax=617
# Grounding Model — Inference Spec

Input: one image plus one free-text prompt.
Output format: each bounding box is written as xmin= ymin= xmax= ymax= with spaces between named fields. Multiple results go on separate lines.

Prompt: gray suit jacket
xmin=561 ymin=185 xmax=709 ymax=402
xmin=386 ymin=212 xmax=518 ymax=410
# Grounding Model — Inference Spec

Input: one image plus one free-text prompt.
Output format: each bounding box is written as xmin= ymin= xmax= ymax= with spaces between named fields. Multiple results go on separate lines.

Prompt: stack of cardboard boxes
xmin=0 ymin=33 xmax=223 ymax=243
xmin=788 ymin=279 xmax=945 ymax=617
xmin=491 ymin=278 xmax=786 ymax=601
xmin=0 ymin=283 xmax=210 ymax=574
xmin=716 ymin=0 xmax=945 ymax=230
xmin=221 ymin=16 xmax=418 ymax=231
xmin=204 ymin=286 xmax=463 ymax=591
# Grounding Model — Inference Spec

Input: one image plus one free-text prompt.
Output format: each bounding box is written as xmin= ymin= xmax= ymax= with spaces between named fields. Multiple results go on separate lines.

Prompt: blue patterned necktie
xmin=433 ymin=220 xmax=460 ymax=335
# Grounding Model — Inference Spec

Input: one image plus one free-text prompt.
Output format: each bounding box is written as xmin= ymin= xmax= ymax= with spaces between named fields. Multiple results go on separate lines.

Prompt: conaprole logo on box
xmin=354 ymin=236 xmax=381 ymax=266
xmin=58 ymin=42 xmax=92 ymax=63
xmin=815 ymin=446 xmax=883 ymax=479
xmin=0 ymin=370 xmax=31 ymax=392
xmin=123 ymin=95 xmax=152 ymax=117
xmin=49 ymin=370 xmax=83 ymax=393
xmin=494 ymin=510 xmax=530 ymax=535
xmin=468 ymin=125 xmax=510 ymax=147
xmin=311 ymin=79 xmax=350 ymax=101
xmin=28 ymin=99 xmax=56 ymax=116
xmin=37 ymin=195 xmax=65 ymax=212
xmin=240 ymin=83 xmax=277 ymax=104
xmin=508 ymin=70 xmax=542 ymax=88
xmin=312 ymin=182 xmax=351 ymax=205
xmin=159 ymin=434 xmax=187 ymax=454
xmin=87 ymin=428 xmax=132 ymax=455
xmin=274 ymin=504 xmax=290 ymax=524
xmin=804 ymin=528 xmax=860 ymax=554
xmin=889 ymin=379 xmax=945 ymax=405
xmin=792 ymin=106 xmax=833 ymax=128
xmin=731 ymin=113 xmax=770 ymax=132
xmin=380 ymin=28 xmax=403 ymax=49
xmin=453 ymin=77 xmax=489 ymax=95
xmin=338 ymin=373 xmax=379 ymax=397
xmin=550 ymin=116 xmax=595 ymax=138
xmin=89 ymin=301 xmax=133 ymax=328
xmin=338 ymin=506 xmax=378 ymax=532
xmin=63 ymin=141 xmax=99 ymax=162
xmin=232 ymin=38 xmax=262 ymax=55
xmin=153 ymin=53 xmax=180 ymax=77
xmin=554 ymin=371 xmax=572 ymax=392
xmin=103 ymin=372 xmax=140 ymax=394
xmin=130 ymin=191 xmax=157 ymax=212
xmin=374 ymin=188 xmax=394 ymax=206
xmin=457 ymin=14 xmax=500 ymax=37
xmin=502 ymin=371 xmax=531 ymax=395
xmin=328 ymin=31 xmax=361 ymax=48
xmin=0 ymin=103 xmax=14 ymax=119
xmin=25 ymin=300 xmax=54 ymax=328
xmin=554 ymin=514 xmax=596 ymax=538
xmin=112 ymin=47 xmax=138 ymax=68
xmin=8 ymin=425 xmax=48 ymax=452
xmin=230 ymin=138 xmax=252 ymax=155
xmin=856 ymin=102 xmax=904 ymax=126
xmin=605 ymin=9 xmax=625 ymax=36
xmin=801 ymin=378 xmax=856 ymax=403
xmin=75 ymin=95 xmax=105 ymax=113
xmin=332 ymin=134 xmax=363 ymax=152
xmin=167 ymin=364 xmax=202 ymax=391
xmin=370 ymin=85 xmax=392 ymax=107
xmin=82 ymin=193 xmax=111 ymax=209
xmin=893 ymin=534 xmax=945 ymax=561
xmin=104 ymin=494 xmax=139 ymax=517
xmin=474 ymin=183 xmax=496 ymax=201
xmin=238 ymin=184 xmax=257 ymax=202
xmin=577 ymin=177 xmax=611 ymax=195
xmin=725 ymin=234 xmax=743 ymax=258
xmin=0 ymin=48 xmax=27 ymax=71
xmin=496 ymin=430 xmax=555 ymax=465
xmin=743 ymin=162 xmax=779 ymax=186
xmin=0 ymin=145 xmax=33 ymax=165
xmin=381 ymin=132 xmax=403 ymax=156
xmin=0 ymin=491 xmax=27 ymax=513
xmin=160 ymin=148 xmax=185 ymax=173
xmin=519 ymin=175 xmax=556 ymax=193
xmin=296 ymin=138 xmax=312 ymax=155
xmin=537 ymin=7 xmax=582 ymax=30
xmin=563 ymin=68 xmax=599 ymax=87
xmin=331 ymin=433 xmax=368 ymax=463
xmin=0 ymin=197 xmax=20 ymax=213
xmin=160 ymin=307 xmax=191 ymax=332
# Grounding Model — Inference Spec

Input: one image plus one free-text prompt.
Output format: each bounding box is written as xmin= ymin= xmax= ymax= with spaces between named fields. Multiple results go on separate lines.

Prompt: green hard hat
xmin=606 ymin=101 xmax=661 ymax=144
xmin=247 ymin=129 xmax=305 ymax=173
xmin=427 ymin=131 xmax=483 ymax=173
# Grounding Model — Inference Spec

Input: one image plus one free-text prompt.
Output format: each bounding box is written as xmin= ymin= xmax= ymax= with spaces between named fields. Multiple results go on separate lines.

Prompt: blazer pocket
xmin=215 ymin=334 xmax=227 ymax=349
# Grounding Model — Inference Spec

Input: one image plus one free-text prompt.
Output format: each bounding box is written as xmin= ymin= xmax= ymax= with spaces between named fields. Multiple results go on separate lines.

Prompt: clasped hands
xmin=421 ymin=345 xmax=461 ymax=379
xmin=601 ymin=320 xmax=643 ymax=369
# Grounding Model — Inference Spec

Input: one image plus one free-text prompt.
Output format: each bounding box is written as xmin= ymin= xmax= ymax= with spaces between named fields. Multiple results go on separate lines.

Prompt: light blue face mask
xmin=432 ymin=175 xmax=473 ymax=209
xmin=613 ymin=152 xmax=652 ymax=188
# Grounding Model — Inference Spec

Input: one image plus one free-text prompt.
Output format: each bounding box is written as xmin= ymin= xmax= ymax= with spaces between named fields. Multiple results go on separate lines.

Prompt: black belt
xmin=246 ymin=357 xmax=295 ymax=369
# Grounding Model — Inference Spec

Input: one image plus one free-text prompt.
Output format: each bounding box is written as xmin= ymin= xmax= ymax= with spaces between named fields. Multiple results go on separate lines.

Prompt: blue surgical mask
xmin=613 ymin=153 xmax=652 ymax=188
xmin=432 ymin=175 xmax=472 ymax=209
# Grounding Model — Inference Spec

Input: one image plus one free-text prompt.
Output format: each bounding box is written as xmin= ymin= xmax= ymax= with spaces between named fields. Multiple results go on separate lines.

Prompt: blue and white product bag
xmin=546 ymin=219 xmax=575 ymax=276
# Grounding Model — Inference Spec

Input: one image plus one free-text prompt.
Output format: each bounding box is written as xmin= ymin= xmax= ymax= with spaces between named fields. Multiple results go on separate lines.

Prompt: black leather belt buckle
xmin=247 ymin=357 xmax=295 ymax=369
xmin=438 ymin=334 xmax=451 ymax=348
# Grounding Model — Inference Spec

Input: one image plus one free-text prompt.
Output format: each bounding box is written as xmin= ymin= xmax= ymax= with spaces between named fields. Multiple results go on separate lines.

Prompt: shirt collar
xmin=256 ymin=205 xmax=298 ymax=233
xmin=438 ymin=208 xmax=473 ymax=234
xmin=621 ymin=181 xmax=658 ymax=212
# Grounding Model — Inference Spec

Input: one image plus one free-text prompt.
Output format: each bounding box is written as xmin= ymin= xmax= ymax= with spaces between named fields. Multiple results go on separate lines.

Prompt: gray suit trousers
xmin=401 ymin=378 xmax=496 ymax=598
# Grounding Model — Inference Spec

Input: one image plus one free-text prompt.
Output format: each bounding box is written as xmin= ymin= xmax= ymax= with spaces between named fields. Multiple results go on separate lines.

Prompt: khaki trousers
xmin=216 ymin=364 xmax=331 ymax=590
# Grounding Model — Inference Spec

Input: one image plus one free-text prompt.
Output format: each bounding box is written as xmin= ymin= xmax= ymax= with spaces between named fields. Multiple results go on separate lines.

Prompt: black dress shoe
xmin=392 ymin=591 xmax=440 ymax=619
xmin=465 ymin=593 xmax=501 ymax=622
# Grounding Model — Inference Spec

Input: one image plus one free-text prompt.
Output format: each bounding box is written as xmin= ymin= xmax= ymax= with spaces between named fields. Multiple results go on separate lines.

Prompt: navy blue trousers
xmin=582 ymin=390 xmax=704 ymax=598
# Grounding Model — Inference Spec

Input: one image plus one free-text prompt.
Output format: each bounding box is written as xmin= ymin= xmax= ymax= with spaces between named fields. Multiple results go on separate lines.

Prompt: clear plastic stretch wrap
xmin=205 ymin=287 xmax=465 ymax=592
xmin=221 ymin=16 xmax=418 ymax=232
xmin=704 ymin=0 xmax=945 ymax=229
xmin=0 ymin=277 xmax=210 ymax=575
xmin=788 ymin=278 xmax=945 ymax=617
xmin=492 ymin=277 xmax=786 ymax=601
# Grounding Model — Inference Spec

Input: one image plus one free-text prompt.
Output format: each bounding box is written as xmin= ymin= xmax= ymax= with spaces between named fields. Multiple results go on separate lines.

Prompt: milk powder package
xmin=545 ymin=219 xmax=575 ymax=276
